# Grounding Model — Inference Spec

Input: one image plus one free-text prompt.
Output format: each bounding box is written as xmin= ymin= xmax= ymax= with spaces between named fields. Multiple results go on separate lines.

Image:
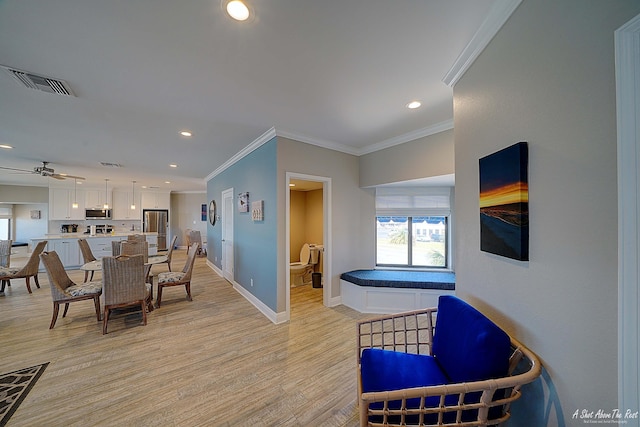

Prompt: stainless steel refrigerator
xmin=143 ymin=209 xmax=168 ymax=251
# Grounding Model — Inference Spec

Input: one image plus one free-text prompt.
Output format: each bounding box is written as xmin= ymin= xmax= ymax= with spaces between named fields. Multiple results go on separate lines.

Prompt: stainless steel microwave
xmin=85 ymin=208 xmax=112 ymax=220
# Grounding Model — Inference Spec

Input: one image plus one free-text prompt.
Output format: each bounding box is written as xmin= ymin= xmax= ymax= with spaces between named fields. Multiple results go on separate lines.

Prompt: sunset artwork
xmin=479 ymin=142 xmax=529 ymax=261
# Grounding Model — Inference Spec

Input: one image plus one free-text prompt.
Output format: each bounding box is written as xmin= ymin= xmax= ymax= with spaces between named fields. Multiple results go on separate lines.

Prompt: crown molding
xmin=204 ymin=127 xmax=277 ymax=181
xmin=358 ymin=119 xmax=454 ymax=155
xmin=275 ymin=128 xmax=360 ymax=156
xmin=442 ymin=0 xmax=522 ymax=87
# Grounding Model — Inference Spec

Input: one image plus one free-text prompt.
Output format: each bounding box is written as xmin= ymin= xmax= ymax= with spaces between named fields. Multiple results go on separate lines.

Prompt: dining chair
xmin=0 ymin=240 xmax=47 ymax=293
xmin=121 ymin=240 xmax=148 ymax=263
xmin=127 ymin=234 xmax=147 ymax=242
xmin=189 ymin=230 xmax=206 ymax=256
xmin=156 ymin=242 xmax=199 ymax=307
xmin=78 ymin=238 xmax=98 ymax=282
xmin=156 ymin=235 xmax=178 ymax=272
xmin=0 ymin=239 xmax=12 ymax=290
xmin=101 ymin=254 xmax=152 ymax=335
xmin=40 ymin=251 xmax=102 ymax=329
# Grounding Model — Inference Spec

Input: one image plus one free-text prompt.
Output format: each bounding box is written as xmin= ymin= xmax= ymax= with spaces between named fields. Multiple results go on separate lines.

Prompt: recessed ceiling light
xmin=0 ymin=144 xmax=13 ymax=149
xmin=180 ymin=130 xmax=192 ymax=137
xmin=227 ymin=0 xmax=250 ymax=21
xmin=289 ymin=183 xmax=295 ymax=187
xmin=406 ymin=101 xmax=422 ymax=109
xmin=165 ymin=181 xmax=171 ymax=184
xmin=169 ymin=164 xmax=178 ymax=168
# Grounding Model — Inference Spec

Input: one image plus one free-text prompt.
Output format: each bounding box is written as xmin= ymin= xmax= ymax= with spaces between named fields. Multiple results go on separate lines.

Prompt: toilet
xmin=290 ymin=243 xmax=320 ymax=286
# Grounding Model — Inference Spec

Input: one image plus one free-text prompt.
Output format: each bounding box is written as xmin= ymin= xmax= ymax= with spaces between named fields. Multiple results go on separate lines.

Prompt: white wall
xmin=277 ymin=137 xmax=370 ymax=310
xmin=14 ymin=204 xmax=47 ymax=244
xmin=359 ymin=129 xmax=454 ymax=187
xmin=170 ymin=192 xmax=207 ymax=248
xmin=453 ymin=0 xmax=640 ymax=424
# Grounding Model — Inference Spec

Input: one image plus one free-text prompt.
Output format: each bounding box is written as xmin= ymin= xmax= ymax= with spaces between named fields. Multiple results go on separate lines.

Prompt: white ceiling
xmin=0 ymin=0 xmax=497 ymax=192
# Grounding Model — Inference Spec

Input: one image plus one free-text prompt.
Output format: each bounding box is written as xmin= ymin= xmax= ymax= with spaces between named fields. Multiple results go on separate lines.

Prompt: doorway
xmin=222 ymin=188 xmax=234 ymax=283
xmin=285 ymin=172 xmax=331 ymax=320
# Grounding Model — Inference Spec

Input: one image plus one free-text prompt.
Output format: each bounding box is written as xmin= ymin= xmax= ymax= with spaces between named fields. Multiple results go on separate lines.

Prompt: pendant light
xmin=72 ymin=178 xmax=79 ymax=209
xmin=103 ymin=179 xmax=109 ymax=209
xmin=130 ymin=180 xmax=136 ymax=210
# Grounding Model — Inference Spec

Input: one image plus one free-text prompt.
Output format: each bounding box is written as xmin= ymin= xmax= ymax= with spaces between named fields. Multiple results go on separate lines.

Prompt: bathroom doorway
xmin=285 ymin=172 xmax=331 ymax=319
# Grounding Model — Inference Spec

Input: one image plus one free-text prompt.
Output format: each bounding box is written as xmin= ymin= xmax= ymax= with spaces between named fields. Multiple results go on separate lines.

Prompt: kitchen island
xmin=31 ymin=233 xmax=159 ymax=268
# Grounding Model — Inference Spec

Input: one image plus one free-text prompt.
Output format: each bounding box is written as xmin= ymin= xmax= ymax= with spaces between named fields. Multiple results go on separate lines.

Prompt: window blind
xmin=375 ymin=187 xmax=452 ymax=216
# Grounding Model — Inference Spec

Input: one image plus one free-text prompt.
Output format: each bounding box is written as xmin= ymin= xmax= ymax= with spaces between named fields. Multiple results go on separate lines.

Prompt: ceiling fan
xmin=0 ymin=161 xmax=85 ymax=180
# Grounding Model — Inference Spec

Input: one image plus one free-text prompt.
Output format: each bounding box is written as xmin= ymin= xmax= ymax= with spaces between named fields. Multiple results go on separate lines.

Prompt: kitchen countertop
xmin=33 ymin=232 xmax=158 ymax=240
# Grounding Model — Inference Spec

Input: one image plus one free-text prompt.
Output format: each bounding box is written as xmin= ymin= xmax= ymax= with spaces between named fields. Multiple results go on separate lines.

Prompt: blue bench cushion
xmin=340 ymin=269 xmax=455 ymax=290
xmin=432 ymin=295 xmax=511 ymax=383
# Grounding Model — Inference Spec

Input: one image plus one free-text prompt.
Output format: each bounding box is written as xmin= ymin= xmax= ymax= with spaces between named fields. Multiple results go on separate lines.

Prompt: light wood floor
xmin=0 ymin=251 xmax=369 ymax=426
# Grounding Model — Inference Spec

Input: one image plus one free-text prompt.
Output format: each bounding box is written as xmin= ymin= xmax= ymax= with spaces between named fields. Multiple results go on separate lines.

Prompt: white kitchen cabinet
xmin=49 ymin=188 xmax=85 ymax=220
xmin=87 ymin=237 xmax=118 ymax=259
xmin=48 ymin=239 xmax=81 ymax=267
xmin=85 ymin=189 xmax=111 ymax=209
xmin=113 ymin=190 xmax=141 ymax=220
xmin=141 ymin=191 xmax=170 ymax=209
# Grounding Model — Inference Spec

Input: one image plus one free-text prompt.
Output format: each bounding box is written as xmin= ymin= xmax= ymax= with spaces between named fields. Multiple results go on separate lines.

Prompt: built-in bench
xmin=340 ymin=269 xmax=455 ymax=314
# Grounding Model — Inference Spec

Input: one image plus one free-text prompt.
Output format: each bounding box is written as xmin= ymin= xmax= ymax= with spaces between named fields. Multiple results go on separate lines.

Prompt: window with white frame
xmin=375 ymin=187 xmax=452 ymax=269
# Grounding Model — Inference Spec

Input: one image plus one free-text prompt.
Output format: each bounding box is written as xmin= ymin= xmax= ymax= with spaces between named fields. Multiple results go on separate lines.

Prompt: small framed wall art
xmin=479 ymin=141 xmax=529 ymax=261
xmin=238 ymin=192 xmax=249 ymax=213
xmin=251 ymin=200 xmax=264 ymax=222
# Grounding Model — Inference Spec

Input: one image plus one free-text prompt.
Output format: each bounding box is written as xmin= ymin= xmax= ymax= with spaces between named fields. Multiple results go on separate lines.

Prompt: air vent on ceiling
xmin=100 ymin=162 xmax=123 ymax=168
xmin=1 ymin=65 xmax=75 ymax=97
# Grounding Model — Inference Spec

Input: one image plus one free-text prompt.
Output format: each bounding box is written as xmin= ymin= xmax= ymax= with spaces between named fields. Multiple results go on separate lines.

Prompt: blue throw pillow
xmin=432 ymin=295 xmax=511 ymax=383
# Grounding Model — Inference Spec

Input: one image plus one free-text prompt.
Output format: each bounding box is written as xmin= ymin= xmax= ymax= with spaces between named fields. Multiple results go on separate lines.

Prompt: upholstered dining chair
xmin=155 ymin=235 xmax=178 ymax=272
xmin=78 ymin=238 xmax=98 ymax=282
xmin=156 ymin=242 xmax=199 ymax=307
xmin=40 ymin=251 xmax=102 ymax=329
xmin=101 ymin=254 xmax=152 ymax=335
xmin=189 ymin=230 xmax=206 ymax=256
xmin=0 ymin=240 xmax=47 ymax=293
xmin=0 ymin=239 xmax=12 ymax=291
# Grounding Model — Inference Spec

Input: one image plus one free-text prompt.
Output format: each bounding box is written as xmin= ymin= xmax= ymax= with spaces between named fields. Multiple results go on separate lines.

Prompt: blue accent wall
xmin=207 ymin=137 xmax=278 ymax=311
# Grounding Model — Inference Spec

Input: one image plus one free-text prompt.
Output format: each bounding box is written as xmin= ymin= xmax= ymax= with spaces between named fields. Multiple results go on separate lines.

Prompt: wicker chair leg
xmin=62 ymin=303 xmax=70 ymax=318
xmin=102 ymin=308 xmax=110 ymax=335
xmin=34 ymin=274 xmax=40 ymax=289
xmin=141 ymin=302 xmax=147 ymax=325
xmin=84 ymin=271 xmax=89 ymax=282
xmin=185 ymin=283 xmax=192 ymax=301
xmin=1 ymin=280 xmax=5 ymax=292
xmin=50 ymin=302 xmax=60 ymax=329
xmin=25 ymin=276 xmax=32 ymax=294
xmin=93 ymin=296 xmax=101 ymax=321
xmin=156 ymin=286 xmax=163 ymax=308
xmin=90 ymin=271 xmax=94 ymax=281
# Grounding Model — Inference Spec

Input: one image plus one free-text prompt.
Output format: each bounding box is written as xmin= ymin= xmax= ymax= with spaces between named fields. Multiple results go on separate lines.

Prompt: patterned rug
xmin=0 ymin=363 xmax=48 ymax=426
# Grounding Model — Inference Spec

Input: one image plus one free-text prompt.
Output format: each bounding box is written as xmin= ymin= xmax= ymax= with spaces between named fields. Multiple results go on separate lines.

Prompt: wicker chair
xmin=78 ymin=238 xmax=98 ymax=282
xmin=156 ymin=242 xmax=199 ymax=307
xmin=120 ymin=240 xmax=148 ymax=263
xmin=152 ymin=235 xmax=177 ymax=272
xmin=0 ymin=240 xmax=47 ymax=293
xmin=189 ymin=230 xmax=206 ymax=256
xmin=127 ymin=234 xmax=146 ymax=242
xmin=0 ymin=239 xmax=12 ymax=290
xmin=40 ymin=251 xmax=102 ymax=329
xmin=101 ymin=254 xmax=152 ymax=335
xmin=357 ymin=297 xmax=542 ymax=427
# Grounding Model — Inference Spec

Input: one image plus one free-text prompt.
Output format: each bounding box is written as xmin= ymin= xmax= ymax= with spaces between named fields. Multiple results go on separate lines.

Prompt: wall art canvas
xmin=479 ymin=141 xmax=529 ymax=261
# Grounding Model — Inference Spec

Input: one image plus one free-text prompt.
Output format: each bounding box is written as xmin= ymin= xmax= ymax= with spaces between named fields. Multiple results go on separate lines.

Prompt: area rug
xmin=0 ymin=362 xmax=48 ymax=426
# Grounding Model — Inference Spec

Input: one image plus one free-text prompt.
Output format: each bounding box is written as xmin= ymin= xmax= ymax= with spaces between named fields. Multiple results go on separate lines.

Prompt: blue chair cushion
xmin=432 ymin=295 xmax=511 ymax=383
xmin=361 ymin=348 xmax=448 ymax=407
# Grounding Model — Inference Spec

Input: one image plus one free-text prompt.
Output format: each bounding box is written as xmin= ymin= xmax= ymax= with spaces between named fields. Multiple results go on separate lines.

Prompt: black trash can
xmin=312 ymin=272 xmax=322 ymax=288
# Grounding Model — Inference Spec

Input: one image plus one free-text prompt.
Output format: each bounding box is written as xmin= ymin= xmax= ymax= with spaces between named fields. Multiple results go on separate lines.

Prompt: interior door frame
xmin=616 ymin=12 xmax=640 ymax=419
xmin=285 ymin=172 xmax=332 ymax=319
xmin=221 ymin=188 xmax=234 ymax=283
